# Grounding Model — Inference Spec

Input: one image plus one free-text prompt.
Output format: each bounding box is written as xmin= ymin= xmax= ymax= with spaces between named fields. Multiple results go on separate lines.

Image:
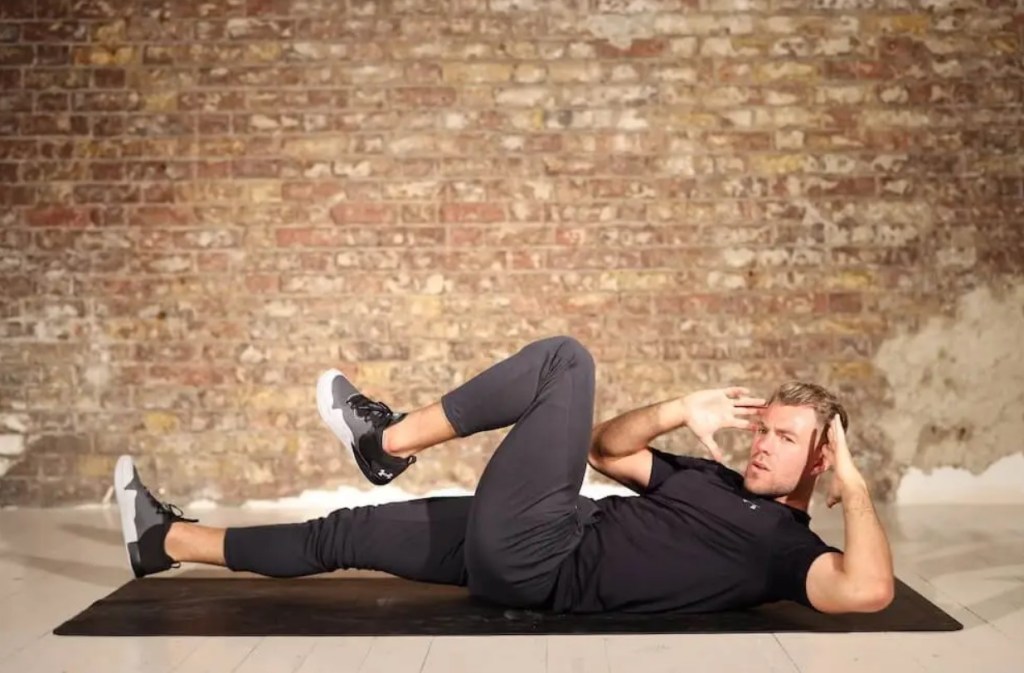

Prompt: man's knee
xmin=539 ymin=335 xmax=594 ymax=372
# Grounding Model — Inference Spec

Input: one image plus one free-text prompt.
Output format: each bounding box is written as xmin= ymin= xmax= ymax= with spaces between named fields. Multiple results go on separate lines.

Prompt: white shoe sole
xmin=113 ymin=455 xmax=138 ymax=575
xmin=316 ymin=368 xmax=356 ymax=463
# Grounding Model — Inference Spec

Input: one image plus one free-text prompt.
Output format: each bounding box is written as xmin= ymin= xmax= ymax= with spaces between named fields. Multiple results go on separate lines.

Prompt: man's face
xmin=743 ymin=404 xmax=825 ymax=498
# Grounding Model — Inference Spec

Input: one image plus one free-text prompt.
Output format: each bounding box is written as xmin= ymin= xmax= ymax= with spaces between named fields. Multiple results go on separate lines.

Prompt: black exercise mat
xmin=54 ymin=576 xmax=962 ymax=636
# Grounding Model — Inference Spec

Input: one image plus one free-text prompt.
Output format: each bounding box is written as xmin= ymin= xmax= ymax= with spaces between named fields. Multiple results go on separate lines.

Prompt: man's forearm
xmin=839 ymin=482 xmax=894 ymax=600
xmin=590 ymin=398 xmax=688 ymax=461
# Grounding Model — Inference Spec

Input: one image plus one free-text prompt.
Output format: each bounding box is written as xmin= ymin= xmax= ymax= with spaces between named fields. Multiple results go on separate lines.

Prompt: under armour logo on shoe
xmin=377 ymin=469 xmax=393 ymax=479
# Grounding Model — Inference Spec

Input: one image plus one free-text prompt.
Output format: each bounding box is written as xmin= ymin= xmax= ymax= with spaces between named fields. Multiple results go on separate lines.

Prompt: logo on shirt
xmin=741 ymin=498 xmax=759 ymax=510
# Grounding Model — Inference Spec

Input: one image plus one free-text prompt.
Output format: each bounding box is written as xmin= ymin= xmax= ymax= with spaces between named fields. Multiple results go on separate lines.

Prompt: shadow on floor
xmin=0 ymin=550 xmax=125 ymax=587
xmin=59 ymin=523 xmax=121 ymax=548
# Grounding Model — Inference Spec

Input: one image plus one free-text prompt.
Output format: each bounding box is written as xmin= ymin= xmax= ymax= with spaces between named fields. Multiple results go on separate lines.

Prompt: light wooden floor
xmin=1 ymin=503 xmax=1022 ymax=673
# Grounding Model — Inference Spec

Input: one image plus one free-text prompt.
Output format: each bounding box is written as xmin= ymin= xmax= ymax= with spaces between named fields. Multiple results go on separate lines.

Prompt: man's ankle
xmin=163 ymin=521 xmax=183 ymax=562
xmin=382 ymin=425 xmax=401 ymax=456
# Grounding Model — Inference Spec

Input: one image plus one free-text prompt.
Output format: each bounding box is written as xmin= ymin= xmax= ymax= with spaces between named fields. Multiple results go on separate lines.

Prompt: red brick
xmin=72 ymin=183 xmax=141 ymax=204
xmin=440 ymin=203 xmax=506 ymax=223
xmin=244 ymin=274 xmax=280 ymax=293
xmin=0 ymin=0 xmax=33 ymax=18
xmin=37 ymin=45 xmax=70 ymax=65
xmin=92 ymin=68 xmax=127 ymax=88
xmin=91 ymin=116 xmax=126 ymax=136
xmin=825 ymin=60 xmax=894 ymax=79
xmin=0 ymin=185 xmax=35 ymax=205
xmin=389 ymin=87 xmax=457 ymax=107
xmin=593 ymin=38 xmax=667 ymax=59
xmin=276 ymin=227 xmax=336 ymax=248
xmin=0 ymin=45 xmax=32 ymax=66
xmin=129 ymin=206 xmax=197 ymax=227
xmin=149 ymin=365 xmax=234 ymax=387
xmin=24 ymin=207 xmax=93 ymax=228
xmin=828 ymin=293 xmax=864 ymax=313
xmin=23 ymin=68 xmax=89 ymax=90
xmin=0 ymin=69 xmax=20 ymax=90
xmin=329 ymin=202 xmax=396 ymax=225
xmin=72 ymin=91 xmax=138 ymax=112
xmin=21 ymin=114 xmax=89 ymax=135
xmin=281 ymin=181 xmax=346 ymax=202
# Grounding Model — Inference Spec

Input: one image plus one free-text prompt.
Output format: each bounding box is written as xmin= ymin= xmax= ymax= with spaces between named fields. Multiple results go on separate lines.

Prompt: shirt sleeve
xmin=645 ymin=447 xmax=714 ymax=493
xmin=768 ymin=520 xmax=843 ymax=609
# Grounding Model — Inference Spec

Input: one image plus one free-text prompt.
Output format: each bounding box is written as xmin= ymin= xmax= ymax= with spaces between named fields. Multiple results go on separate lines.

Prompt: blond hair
xmin=767 ymin=381 xmax=849 ymax=441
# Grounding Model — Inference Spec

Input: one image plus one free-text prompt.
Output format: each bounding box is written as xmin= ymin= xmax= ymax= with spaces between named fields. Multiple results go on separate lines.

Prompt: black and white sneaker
xmin=316 ymin=368 xmax=415 ymax=486
xmin=113 ymin=455 xmax=197 ymax=578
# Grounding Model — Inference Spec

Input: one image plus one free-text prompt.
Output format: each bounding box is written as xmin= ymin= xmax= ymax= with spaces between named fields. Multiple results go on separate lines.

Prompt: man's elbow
xmin=856 ymin=578 xmax=895 ymax=613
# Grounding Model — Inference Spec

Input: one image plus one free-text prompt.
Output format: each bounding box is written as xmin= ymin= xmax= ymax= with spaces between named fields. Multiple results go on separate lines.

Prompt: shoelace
xmin=143 ymin=493 xmax=197 ymax=569
xmin=349 ymin=395 xmax=396 ymax=426
xmin=146 ymin=493 xmax=198 ymax=523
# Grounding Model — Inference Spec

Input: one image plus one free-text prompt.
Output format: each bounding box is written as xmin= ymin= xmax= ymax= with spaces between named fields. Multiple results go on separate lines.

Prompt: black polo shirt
xmin=551 ymin=448 xmax=842 ymax=613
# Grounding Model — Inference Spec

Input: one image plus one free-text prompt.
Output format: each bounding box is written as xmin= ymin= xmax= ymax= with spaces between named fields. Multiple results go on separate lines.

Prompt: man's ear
xmin=809 ymin=427 xmax=831 ymax=476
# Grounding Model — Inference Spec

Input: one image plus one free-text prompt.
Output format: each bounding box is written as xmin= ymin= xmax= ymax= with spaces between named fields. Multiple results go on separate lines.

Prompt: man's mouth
xmin=751 ymin=460 xmax=769 ymax=472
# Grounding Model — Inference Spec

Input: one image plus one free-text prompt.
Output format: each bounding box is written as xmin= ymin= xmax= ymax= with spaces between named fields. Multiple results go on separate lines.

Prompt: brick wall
xmin=1 ymin=0 xmax=1021 ymax=506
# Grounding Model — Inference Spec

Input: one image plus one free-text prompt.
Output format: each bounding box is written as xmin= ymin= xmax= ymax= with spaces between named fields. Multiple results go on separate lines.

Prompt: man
xmin=115 ymin=335 xmax=894 ymax=614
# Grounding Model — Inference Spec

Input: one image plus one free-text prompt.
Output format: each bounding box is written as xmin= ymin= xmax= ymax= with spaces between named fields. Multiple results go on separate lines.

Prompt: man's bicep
xmin=806 ymin=552 xmax=894 ymax=614
xmin=588 ymin=448 xmax=654 ymax=494
xmin=805 ymin=552 xmax=850 ymax=613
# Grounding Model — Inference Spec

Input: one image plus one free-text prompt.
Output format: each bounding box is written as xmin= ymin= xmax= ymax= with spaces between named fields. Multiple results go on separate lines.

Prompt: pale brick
xmin=701 ymin=37 xmax=764 ymax=57
xmin=442 ymin=62 xmax=513 ymax=83
xmin=815 ymin=84 xmax=874 ymax=105
xmin=495 ymin=87 xmax=555 ymax=107
xmin=490 ymin=0 xmax=544 ymax=9
xmin=701 ymin=86 xmax=754 ymax=108
xmin=547 ymin=62 xmax=604 ymax=83
xmin=654 ymin=14 xmax=755 ymax=36
xmin=754 ymin=61 xmax=820 ymax=81
xmin=668 ymin=37 xmax=699 ymax=57
xmin=512 ymin=63 xmax=546 ymax=84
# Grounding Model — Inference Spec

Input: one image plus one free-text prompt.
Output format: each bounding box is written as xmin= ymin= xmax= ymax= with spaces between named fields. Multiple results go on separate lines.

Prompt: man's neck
xmin=774 ymin=476 xmax=815 ymax=512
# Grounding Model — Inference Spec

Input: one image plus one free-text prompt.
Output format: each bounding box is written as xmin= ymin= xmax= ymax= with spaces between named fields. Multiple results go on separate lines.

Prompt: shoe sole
xmin=113 ymin=455 xmax=141 ymax=578
xmin=316 ymin=368 xmax=357 ymax=463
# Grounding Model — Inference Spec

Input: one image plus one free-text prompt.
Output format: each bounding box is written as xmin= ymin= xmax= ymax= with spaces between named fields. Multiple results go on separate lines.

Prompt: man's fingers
xmin=733 ymin=397 xmax=767 ymax=408
xmin=727 ymin=417 xmax=759 ymax=431
xmin=832 ymin=415 xmax=845 ymax=437
xmin=733 ymin=404 xmax=765 ymax=416
xmin=699 ymin=434 xmax=723 ymax=462
xmin=724 ymin=387 xmax=750 ymax=398
xmin=830 ymin=415 xmax=847 ymax=450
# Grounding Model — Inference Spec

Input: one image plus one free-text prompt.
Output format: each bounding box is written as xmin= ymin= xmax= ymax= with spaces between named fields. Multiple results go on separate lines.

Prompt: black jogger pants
xmin=223 ymin=335 xmax=598 ymax=608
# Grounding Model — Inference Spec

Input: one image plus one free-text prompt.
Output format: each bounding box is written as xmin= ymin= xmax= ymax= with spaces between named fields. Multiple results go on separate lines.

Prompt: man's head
xmin=742 ymin=381 xmax=849 ymax=500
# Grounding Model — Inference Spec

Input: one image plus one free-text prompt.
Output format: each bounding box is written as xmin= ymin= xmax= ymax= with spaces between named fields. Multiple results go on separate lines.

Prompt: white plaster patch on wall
xmin=874 ymin=282 xmax=1024 ymax=503
xmin=897 ymin=452 xmax=1024 ymax=504
xmin=181 ymin=477 xmax=637 ymax=511
xmin=1 ymin=414 xmax=28 ymax=433
xmin=233 ymin=485 xmax=474 ymax=511
xmin=0 ymin=414 xmax=28 ymax=479
xmin=0 ymin=434 xmax=25 ymax=478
